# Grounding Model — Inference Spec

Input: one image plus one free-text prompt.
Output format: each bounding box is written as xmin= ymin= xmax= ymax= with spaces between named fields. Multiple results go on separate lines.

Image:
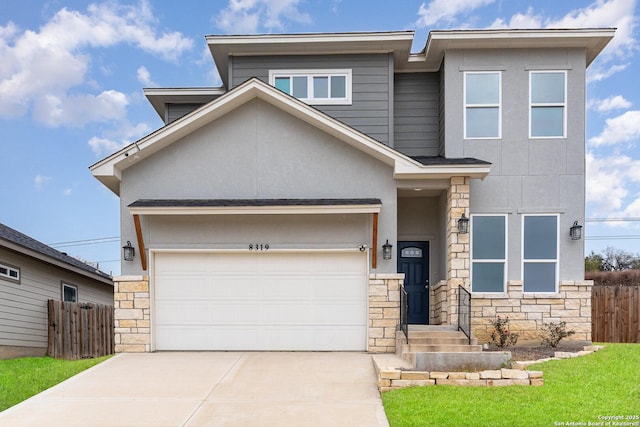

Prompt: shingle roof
xmin=0 ymin=223 xmax=112 ymax=282
xmin=128 ymin=198 xmax=382 ymax=208
xmin=410 ymin=156 xmax=491 ymax=166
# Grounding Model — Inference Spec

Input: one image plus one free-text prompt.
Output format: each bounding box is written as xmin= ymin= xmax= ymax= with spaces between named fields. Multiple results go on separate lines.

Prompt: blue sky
xmin=0 ymin=0 xmax=638 ymax=275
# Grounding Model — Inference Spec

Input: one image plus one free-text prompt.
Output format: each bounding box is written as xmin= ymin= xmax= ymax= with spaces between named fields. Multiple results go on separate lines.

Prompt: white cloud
xmin=416 ymin=0 xmax=496 ymax=28
xmin=589 ymin=95 xmax=633 ymax=112
xmin=137 ymin=66 xmax=157 ymax=87
xmin=589 ymin=110 xmax=640 ymax=146
xmin=63 ymin=189 xmax=73 ymax=196
xmin=88 ymin=121 xmax=152 ymax=156
xmin=34 ymin=174 xmax=52 ymax=190
xmin=215 ymin=0 xmax=312 ymax=34
xmin=586 ymin=151 xmax=640 ymax=215
xmin=0 ymin=1 xmax=192 ymax=125
xmin=489 ymin=8 xmax=542 ymax=29
xmin=587 ymin=63 xmax=629 ymax=83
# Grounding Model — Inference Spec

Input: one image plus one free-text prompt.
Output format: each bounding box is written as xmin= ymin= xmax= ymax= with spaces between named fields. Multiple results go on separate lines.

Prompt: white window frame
xmin=521 ymin=214 xmax=560 ymax=293
xmin=0 ymin=262 xmax=20 ymax=283
xmin=464 ymin=71 xmax=502 ymax=139
xmin=529 ymin=70 xmax=567 ymax=139
xmin=62 ymin=282 xmax=78 ymax=302
xmin=470 ymin=214 xmax=508 ymax=293
xmin=269 ymin=69 xmax=352 ymax=105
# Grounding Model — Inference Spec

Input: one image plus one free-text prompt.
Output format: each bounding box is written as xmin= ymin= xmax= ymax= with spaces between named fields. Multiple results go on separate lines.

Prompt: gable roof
xmin=0 ymin=223 xmax=112 ymax=284
xmin=90 ymin=77 xmax=490 ymax=195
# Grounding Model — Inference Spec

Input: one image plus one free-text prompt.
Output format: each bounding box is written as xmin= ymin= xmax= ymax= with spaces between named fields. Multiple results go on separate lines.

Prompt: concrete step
xmin=407 ymin=337 xmax=478 ymax=345
xmin=408 ymin=351 xmax=511 ymax=371
xmin=407 ymin=325 xmax=458 ymax=332
xmin=407 ymin=344 xmax=483 ymax=353
xmin=407 ymin=330 xmax=473 ymax=340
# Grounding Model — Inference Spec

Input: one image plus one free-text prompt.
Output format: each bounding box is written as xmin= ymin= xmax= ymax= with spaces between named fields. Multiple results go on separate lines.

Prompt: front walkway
xmin=0 ymin=352 xmax=389 ymax=427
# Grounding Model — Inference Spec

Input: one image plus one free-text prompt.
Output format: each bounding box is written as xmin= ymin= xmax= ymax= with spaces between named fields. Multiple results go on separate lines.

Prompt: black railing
xmin=400 ymin=286 xmax=408 ymax=344
xmin=458 ymin=285 xmax=471 ymax=344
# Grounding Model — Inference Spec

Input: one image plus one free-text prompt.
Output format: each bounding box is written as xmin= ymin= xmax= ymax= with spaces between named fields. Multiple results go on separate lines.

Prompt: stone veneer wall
xmin=472 ymin=280 xmax=594 ymax=343
xmin=368 ymin=273 xmax=404 ymax=353
xmin=112 ymin=274 xmax=402 ymax=354
xmin=113 ymin=275 xmax=151 ymax=353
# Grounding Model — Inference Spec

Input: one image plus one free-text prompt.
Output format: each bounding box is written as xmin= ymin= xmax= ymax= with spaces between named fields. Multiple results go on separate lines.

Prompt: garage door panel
xmin=153 ymin=251 xmax=368 ymax=351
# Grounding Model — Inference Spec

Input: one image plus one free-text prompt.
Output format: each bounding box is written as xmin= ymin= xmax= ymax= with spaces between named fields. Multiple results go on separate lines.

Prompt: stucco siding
xmin=0 ymin=249 xmax=113 ymax=349
xmin=120 ymin=98 xmax=398 ymax=275
xmin=231 ymin=54 xmax=391 ymax=144
xmin=394 ymin=73 xmax=440 ymax=156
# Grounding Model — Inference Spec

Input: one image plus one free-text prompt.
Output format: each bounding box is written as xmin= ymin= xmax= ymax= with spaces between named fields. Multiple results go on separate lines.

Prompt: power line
xmin=586 ymin=218 xmax=640 ymax=222
xmin=49 ymin=236 xmax=120 ymax=248
xmin=586 ymin=235 xmax=640 ymax=240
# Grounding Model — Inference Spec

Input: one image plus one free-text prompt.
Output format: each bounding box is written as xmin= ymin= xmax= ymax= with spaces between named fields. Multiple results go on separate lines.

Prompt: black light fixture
xmin=457 ymin=213 xmax=470 ymax=234
xmin=570 ymin=221 xmax=583 ymax=240
xmin=382 ymin=239 xmax=393 ymax=260
xmin=123 ymin=241 xmax=135 ymax=261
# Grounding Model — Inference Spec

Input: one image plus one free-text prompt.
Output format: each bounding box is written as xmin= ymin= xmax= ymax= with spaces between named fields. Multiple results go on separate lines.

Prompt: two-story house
xmin=91 ymin=28 xmax=614 ymax=353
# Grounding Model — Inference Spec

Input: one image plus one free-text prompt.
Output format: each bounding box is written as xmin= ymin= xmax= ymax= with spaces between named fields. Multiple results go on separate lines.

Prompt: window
xmin=522 ymin=215 xmax=559 ymax=292
xmin=269 ymin=69 xmax=352 ymax=105
xmin=530 ymin=71 xmax=566 ymax=138
xmin=471 ymin=215 xmax=507 ymax=292
xmin=0 ymin=262 xmax=20 ymax=283
xmin=464 ymin=72 xmax=501 ymax=139
xmin=62 ymin=283 xmax=77 ymax=302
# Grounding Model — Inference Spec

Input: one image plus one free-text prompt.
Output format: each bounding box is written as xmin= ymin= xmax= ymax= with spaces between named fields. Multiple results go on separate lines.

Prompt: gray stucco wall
xmin=230 ymin=54 xmax=392 ymax=145
xmin=394 ymin=73 xmax=440 ymax=157
xmin=0 ymin=249 xmax=113 ymax=351
xmin=120 ymin=98 xmax=398 ymax=275
xmin=442 ymin=48 xmax=587 ymax=281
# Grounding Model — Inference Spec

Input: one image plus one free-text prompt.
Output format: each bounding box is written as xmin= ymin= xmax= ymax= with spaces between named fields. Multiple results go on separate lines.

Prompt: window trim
xmin=529 ymin=70 xmax=567 ymax=139
xmin=521 ymin=214 xmax=560 ymax=293
xmin=61 ymin=282 xmax=78 ymax=303
xmin=470 ymin=214 xmax=508 ymax=293
xmin=0 ymin=261 xmax=20 ymax=283
xmin=269 ymin=69 xmax=352 ymax=105
xmin=463 ymin=71 xmax=502 ymax=140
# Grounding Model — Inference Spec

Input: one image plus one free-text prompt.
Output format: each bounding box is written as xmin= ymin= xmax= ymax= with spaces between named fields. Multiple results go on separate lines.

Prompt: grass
xmin=382 ymin=344 xmax=640 ymax=427
xmin=0 ymin=355 xmax=111 ymax=411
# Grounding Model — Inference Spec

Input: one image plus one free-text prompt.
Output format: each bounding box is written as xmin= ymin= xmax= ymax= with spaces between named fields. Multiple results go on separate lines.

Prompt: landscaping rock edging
xmin=374 ymin=345 xmax=604 ymax=392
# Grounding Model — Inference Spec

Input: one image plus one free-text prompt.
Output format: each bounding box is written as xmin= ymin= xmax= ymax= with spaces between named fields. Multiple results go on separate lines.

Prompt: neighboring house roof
xmin=411 ymin=156 xmax=492 ymax=166
xmin=90 ymin=77 xmax=491 ymax=195
xmin=0 ymin=223 xmax=113 ymax=285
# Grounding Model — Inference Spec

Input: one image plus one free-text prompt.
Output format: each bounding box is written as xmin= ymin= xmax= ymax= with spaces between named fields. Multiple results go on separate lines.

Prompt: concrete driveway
xmin=0 ymin=352 xmax=390 ymax=427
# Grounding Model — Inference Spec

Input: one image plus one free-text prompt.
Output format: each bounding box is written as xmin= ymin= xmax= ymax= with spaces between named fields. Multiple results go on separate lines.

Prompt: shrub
xmin=489 ymin=316 xmax=519 ymax=348
xmin=586 ymin=270 xmax=640 ymax=286
xmin=540 ymin=321 xmax=575 ymax=348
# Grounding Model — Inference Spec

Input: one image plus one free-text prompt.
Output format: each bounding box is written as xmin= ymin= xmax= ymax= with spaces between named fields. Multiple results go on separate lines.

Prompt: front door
xmin=397 ymin=241 xmax=429 ymax=324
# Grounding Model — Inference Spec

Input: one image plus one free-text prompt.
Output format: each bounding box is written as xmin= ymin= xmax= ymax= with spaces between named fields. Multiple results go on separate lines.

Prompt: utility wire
xmin=49 ymin=237 xmax=120 ymax=248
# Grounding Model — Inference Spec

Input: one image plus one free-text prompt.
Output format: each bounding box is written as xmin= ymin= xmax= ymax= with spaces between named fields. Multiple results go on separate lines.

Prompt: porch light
xmin=123 ymin=241 xmax=135 ymax=261
xmin=457 ymin=213 xmax=470 ymax=234
xmin=570 ymin=221 xmax=583 ymax=240
xmin=382 ymin=240 xmax=393 ymax=260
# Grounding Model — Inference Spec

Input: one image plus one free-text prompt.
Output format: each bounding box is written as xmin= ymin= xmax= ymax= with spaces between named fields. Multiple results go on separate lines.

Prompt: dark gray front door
xmin=397 ymin=241 xmax=429 ymax=324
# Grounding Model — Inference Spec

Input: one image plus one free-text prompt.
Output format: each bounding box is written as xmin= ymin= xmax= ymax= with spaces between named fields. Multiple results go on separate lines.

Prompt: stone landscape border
xmin=374 ymin=345 xmax=604 ymax=392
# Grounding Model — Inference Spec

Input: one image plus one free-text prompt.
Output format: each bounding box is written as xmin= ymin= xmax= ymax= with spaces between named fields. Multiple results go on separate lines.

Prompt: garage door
xmin=153 ymin=251 xmax=368 ymax=351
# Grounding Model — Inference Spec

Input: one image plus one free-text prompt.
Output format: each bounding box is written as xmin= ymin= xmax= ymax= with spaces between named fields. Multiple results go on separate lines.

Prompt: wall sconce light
xmin=382 ymin=239 xmax=393 ymax=260
xmin=457 ymin=213 xmax=470 ymax=234
xmin=123 ymin=241 xmax=135 ymax=261
xmin=569 ymin=221 xmax=583 ymax=240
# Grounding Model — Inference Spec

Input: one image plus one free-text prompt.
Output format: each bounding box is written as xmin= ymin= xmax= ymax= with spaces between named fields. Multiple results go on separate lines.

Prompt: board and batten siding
xmin=394 ymin=72 xmax=440 ymax=157
xmin=0 ymin=250 xmax=113 ymax=350
xmin=230 ymin=54 xmax=392 ymax=144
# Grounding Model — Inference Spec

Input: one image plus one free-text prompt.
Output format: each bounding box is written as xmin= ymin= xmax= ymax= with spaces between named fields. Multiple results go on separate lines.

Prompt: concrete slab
xmin=0 ymin=352 xmax=389 ymax=427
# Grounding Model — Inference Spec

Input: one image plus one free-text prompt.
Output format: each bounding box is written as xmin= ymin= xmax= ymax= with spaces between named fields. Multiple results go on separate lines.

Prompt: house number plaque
xmin=249 ymin=244 xmax=270 ymax=251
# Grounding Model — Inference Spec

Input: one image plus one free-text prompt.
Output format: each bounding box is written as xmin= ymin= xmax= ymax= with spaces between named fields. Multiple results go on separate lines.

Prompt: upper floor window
xmin=62 ymin=283 xmax=78 ymax=302
xmin=522 ymin=215 xmax=559 ymax=293
xmin=0 ymin=262 xmax=20 ymax=283
xmin=464 ymin=72 xmax=501 ymax=139
xmin=471 ymin=215 xmax=507 ymax=292
xmin=530 ymin=71 xmax=566 ymax=138
xmin=269 ymin=69 xmax=352 ymax=105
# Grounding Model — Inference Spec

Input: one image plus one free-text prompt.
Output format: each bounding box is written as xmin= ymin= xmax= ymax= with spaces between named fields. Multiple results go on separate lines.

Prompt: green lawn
xmin=0 ymin=356 xmax=111 ymax=411
xmin=382 ymin=344 xmax=640 ymax=427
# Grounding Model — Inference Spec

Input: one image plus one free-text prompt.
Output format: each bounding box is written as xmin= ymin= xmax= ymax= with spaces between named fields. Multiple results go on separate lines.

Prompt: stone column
xmin=113 ymin=275 xmax=151 ymax=352
xmin=446 ymin=176 xmax=471 ymax=326
xmin=368 ymin=273 xmax=404 ymax=353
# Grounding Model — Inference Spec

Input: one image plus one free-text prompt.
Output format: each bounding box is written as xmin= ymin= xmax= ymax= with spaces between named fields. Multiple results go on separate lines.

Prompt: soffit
xmin=143 ymin=87 xmax=226 ymax=120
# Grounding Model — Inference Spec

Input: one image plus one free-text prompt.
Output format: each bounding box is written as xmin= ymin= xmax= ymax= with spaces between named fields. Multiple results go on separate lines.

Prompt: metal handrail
xmin=458 ymin=285 xmax=471 ymax=344
xmin=400 ymin=286 xmax=408 ymax=344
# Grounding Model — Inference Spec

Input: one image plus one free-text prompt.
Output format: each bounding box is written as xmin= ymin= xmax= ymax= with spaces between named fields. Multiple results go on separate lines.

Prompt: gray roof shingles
xmin=128 ymin=198 xmax=382 ymax=208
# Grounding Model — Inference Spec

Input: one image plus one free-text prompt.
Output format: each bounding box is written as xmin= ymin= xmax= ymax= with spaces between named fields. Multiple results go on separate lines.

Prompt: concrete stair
xmin=398 ymin=325 xmax=510 ymax=371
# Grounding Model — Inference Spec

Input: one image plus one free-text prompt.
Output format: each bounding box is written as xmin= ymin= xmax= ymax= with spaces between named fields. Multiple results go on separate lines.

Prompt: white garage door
xmin=153 ymin=251 xmax=368 ymax=351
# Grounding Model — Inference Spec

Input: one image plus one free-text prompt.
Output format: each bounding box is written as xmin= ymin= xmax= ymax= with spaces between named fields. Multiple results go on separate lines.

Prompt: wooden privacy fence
xmin=48 ymin=300 xmax=115 ymax=359
xmin=591 ymin=285 xmax=640 ymax=343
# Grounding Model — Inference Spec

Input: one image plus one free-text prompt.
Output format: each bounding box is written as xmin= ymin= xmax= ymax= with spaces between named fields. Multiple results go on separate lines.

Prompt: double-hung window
xmin=471 ymin=215 xmax=507 ymax=292
xmin=269 ymin=69 xmax=352 ymax=105
xmin=522 ymin=215 xmax=559 ymax=292
xmin=0 ymin=262 xmax=20 ymax=283
xmin=464 ymin=72 xmax=501 ymax=139
xmin=530 ymin=71 xmax=566 ymax=138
